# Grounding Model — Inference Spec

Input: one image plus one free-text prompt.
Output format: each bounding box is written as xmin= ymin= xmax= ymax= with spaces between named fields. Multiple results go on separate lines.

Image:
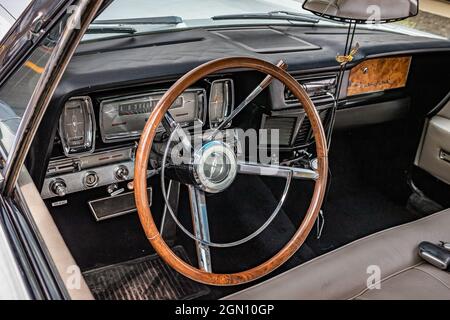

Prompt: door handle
xmin=439 ymin=150 xmax=450 ymax=164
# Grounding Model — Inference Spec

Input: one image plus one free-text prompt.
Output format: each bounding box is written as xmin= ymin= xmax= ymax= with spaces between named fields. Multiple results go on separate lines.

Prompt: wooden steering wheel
xmin=134 ymin=57 xmax=328 ymax=286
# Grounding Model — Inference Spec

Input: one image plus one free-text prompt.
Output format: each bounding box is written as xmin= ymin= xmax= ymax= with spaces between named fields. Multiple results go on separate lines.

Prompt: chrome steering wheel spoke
xmin=163 ymin=113 xmax=193 ymax=152
xmin=208 ymin=60 xmax=288 ymax=141
xmin=188 ymin=186 xmax=212 ymax=273
xmin=237 ymin=161 xmax=319 ymax=181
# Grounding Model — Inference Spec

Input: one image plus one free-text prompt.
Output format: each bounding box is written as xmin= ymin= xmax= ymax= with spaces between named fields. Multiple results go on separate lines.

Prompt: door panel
xmin=416 ymin=99 xmax=450 ymax=185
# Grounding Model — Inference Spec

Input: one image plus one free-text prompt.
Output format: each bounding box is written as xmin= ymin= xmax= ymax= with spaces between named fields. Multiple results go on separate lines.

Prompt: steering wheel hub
xmin=193 ymin=141 xmax=237 ymax=193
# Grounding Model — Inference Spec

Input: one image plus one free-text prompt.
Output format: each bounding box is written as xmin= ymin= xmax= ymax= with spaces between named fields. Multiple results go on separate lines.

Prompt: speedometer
xmin=99 ymin=89 xmax=206 ymax=143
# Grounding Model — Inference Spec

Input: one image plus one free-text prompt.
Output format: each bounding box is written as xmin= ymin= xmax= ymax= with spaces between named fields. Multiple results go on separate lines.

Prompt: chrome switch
xmin=114 ymin=165 xmax=130 ymax=181
xmin=50 ymin=179 xmax=67 ymax=197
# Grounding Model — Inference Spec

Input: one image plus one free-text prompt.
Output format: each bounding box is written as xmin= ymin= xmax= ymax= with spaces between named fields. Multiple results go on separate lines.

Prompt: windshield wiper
xmin=86 ymin=25 xmax=137 ymax=34
xmin=212 ymin=11 xmax=319 ymax=24
xmin=92 ymin=16 xmax=183 ymax=25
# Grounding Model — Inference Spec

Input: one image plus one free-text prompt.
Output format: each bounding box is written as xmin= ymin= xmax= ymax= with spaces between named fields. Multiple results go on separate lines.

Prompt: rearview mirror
xmin=302 ymin=0 xmax=419 ymax=24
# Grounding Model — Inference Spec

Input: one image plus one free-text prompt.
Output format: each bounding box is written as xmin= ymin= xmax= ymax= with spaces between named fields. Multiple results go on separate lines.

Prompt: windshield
xmin=85 ymin=0 xmax=445 ymax=42
xmin=85 ymin=0 xmax=325 ymax=41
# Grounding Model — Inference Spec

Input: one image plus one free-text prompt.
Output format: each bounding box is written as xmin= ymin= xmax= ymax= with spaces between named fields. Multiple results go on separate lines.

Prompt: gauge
xmin=100 ymin=89 xmax=206 ymax=143
xmin=59 ymin=97 xmax=95 ymax=156
xmin=209 ymin=79 xmax=234 ymax=128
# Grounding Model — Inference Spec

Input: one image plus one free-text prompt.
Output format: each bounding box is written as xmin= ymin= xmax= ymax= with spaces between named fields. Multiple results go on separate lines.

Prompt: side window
xmin=0 ymin=8 xmax=14 ymax=41
xmin=0 ymin=18 xmax=65 ymax=156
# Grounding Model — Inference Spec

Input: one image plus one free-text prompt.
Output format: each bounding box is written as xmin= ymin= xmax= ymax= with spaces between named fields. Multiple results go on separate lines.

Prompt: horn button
xmin=193 ymin=141 xmax=238 ymax=193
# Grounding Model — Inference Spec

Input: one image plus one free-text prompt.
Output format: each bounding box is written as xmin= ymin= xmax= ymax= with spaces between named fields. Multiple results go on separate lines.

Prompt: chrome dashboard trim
xmin=99 ymin=88 xmax=207 ymax=143
xmin=41 ymin=159 xmax=135 ymax=199
xmin=284 ymin=73 xmax=338 ymax=106
xmin=42 ymin=146 xmax=135 ymax=199
xmin=208 ymin=78 xmax=235 ymax=128
xmin=47 ymin=146 xmax=134 ymax=175
xmin=88 ymin=187 xmax=152 ymax=222
xmin=58 ymin=96 xmax=96 ymax=157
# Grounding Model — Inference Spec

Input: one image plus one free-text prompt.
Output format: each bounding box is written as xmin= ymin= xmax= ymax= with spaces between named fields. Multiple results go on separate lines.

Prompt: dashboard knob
xmin=84 ymin=171 xmax=99 ymax=188
xmin=50 ymin=179 xmax=67 ymax=197
xmin=114 ymin=165 xmax=130 ymax=181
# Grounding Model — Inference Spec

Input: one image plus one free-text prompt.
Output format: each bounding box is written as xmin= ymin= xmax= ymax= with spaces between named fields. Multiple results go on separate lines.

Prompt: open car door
xmin=0 ymin=0 xmax=105 ymax=300
xmin=415 ymin=94 xmax=450 ymax=207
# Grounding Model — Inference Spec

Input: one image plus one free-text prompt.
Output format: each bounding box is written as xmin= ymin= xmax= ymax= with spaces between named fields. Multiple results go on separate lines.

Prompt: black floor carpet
xmin=306 ymin=173 xmax=420 ymax=255
xmin=304 ymin=127 xmax=422 ymax=255
xmin=83 ymin=246 xmax=210 ymax=300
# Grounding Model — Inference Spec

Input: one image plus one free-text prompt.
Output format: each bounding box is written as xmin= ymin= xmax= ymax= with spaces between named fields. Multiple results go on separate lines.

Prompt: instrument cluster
xmin=44 ymin=79 xmax=234 ymax=199
xmin=100 ymin=89 xmax=206 ymax=143
xmin=58 ymin=79 xmax=234 ymax=157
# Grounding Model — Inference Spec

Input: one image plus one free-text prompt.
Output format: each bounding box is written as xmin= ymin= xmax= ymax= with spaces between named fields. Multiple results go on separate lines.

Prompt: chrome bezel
xmin=58 ymin=96 xmax=96 ymax=157
xmin=99 ymin=88 xmax=207 ymax=143
xmin=209 ymin=78 xmax=235 ymax=128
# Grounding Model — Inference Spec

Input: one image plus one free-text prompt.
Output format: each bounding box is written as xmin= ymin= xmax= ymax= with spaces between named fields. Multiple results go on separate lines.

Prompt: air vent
xmin=295 ymin=117 xmax=311 ymax=146
xmin=294 ymin=110 xmax=331 ymax=147
xmin=262 ymin=116 xmax=297 ymax=146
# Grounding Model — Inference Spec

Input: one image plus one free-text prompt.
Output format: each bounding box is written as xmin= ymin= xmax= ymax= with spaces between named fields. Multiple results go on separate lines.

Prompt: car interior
xmin=2 ymin=0 xmax=450 ymax=300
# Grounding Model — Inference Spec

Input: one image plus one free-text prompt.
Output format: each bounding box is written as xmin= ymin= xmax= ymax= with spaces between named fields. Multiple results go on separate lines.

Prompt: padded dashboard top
xmin=55 ymin=26 xmax=450 ymax=104
xmin=212 ymin=28 xmax=320 ymax=53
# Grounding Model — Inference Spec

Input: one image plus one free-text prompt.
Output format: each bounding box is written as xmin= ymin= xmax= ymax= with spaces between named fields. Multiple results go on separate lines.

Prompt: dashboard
xmin=42 ymin=72 xmax=343 ymax=200
xmin=34 ymin=25 xmax=450 ymax=204
xmin=41 ymin=55 xmax=416 ymax=201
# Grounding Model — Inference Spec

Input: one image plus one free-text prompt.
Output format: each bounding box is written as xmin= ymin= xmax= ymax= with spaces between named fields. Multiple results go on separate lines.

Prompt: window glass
xmin=0 ymin=19 xmax=64 ymax=156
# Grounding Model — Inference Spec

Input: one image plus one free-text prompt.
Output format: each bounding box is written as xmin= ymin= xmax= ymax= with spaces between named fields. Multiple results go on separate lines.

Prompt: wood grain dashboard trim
xmin=347 ymin=56 xmax=412 ymax=96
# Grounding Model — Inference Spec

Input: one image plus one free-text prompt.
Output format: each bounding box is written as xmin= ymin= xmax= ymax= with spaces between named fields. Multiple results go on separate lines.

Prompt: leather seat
xmin=224 ymin=209 xmax=450 ymax=300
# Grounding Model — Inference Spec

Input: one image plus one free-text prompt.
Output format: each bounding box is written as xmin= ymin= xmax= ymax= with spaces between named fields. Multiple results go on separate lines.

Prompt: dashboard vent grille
xmin=262 ymin=117 xmax=297 ymax=146
xmin=295 ymin=118 xmax=311 ymax=146
xmin=295 ymin=109 xmax=331 ymax=147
